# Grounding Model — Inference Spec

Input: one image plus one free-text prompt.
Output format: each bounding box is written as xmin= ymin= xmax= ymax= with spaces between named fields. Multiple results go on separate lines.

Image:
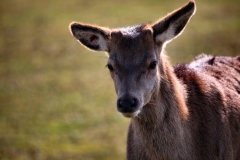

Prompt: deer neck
xmin=131 ymin=54 xmax=191 ymax=159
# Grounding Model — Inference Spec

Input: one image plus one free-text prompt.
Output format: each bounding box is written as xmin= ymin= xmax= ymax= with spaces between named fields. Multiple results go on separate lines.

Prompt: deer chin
xmin=121 ymin=110 xmax=141 ymax=118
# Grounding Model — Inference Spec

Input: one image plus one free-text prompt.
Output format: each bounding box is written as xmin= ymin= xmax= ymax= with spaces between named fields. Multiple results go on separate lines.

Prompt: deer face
xmin=69 ymin=1 xmax=195 ymax=118
xmin=106 ymin=28 xmax=160 ymax=117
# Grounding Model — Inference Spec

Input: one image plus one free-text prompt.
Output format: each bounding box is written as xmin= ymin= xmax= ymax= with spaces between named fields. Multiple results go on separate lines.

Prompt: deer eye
xmin=106 ymin=64 xmax=114 ymax=72
xmin=148 ymin=61 xmax=158 ymax=70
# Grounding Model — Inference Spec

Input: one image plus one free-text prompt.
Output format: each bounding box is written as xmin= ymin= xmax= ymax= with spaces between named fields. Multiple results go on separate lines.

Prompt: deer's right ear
xmin=69 ymin=22 xmax=111 ymax=52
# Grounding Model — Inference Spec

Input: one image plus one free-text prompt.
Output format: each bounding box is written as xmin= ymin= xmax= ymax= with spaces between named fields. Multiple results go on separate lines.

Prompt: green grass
xmin=0 ymin=0 xmax=240 ymax=159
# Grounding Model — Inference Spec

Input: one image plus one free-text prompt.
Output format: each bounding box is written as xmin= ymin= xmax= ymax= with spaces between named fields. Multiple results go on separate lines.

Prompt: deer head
xmin=69 ymin=1 xmax=196 ymax=118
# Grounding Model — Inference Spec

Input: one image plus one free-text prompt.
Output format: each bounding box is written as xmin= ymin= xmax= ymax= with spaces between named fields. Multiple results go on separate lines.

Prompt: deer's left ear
xmin=69 ymin=22 xmax=111 ymax=52
xmin=152 ymin=0 xmax=196 ymax=44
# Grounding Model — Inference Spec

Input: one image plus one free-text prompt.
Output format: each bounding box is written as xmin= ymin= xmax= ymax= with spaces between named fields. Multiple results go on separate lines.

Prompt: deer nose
xmin=117 ymin=97 xmax=138 ymax=113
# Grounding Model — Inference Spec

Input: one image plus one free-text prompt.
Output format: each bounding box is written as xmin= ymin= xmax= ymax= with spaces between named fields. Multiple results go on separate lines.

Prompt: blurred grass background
xmin=0 ymin=0 xmax=239 ymax=159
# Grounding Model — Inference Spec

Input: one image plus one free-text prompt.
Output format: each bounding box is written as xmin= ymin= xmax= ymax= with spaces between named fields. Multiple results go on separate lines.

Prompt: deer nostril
xmin=119 ymin=99 xmax=136 ymax=107
xmin=117 ymin=98 xmax=138 ymax=113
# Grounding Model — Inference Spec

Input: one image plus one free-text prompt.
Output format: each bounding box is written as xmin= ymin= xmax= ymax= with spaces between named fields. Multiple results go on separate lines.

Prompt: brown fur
xmin=69 ymin=1 xmax=240 ymax=159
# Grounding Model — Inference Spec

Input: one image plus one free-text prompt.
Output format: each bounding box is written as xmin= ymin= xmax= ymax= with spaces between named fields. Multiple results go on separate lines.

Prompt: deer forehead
xmin=109 ymin=26 xmax=156 ymax=66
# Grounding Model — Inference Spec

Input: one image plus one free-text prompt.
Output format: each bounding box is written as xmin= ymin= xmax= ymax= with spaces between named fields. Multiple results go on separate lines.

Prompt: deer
xmin=69 ymin=1 xmax=240 ymax=159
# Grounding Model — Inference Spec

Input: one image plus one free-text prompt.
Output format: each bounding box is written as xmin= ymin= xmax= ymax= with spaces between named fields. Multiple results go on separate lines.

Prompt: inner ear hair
xmin=69 ymin=22 xmax=111 ymax=51
xmin=70 ymin=22 xmax=111 ymax=41
xmin=152 ymin=1 xmax=196 ymax=43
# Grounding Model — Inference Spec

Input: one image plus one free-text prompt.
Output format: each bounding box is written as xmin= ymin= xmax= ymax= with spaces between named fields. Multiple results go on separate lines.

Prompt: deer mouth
xmin=121 ymin=110 xmax=141 ymax=118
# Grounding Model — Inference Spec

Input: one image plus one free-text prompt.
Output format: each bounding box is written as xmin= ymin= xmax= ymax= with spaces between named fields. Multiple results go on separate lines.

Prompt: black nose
xmin=117 ymin=97 xmax=138 ymax=113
